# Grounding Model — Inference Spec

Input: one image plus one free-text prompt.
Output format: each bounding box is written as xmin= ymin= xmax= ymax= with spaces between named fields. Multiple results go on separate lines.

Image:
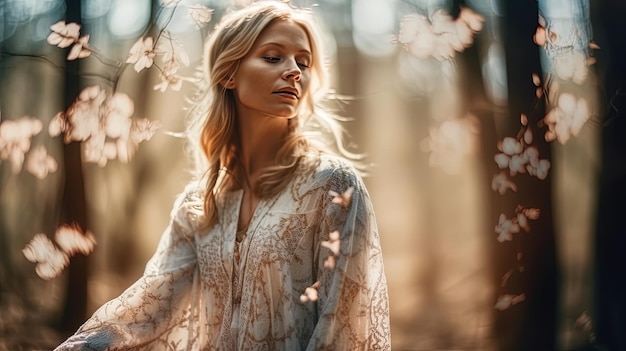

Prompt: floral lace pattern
xmin=55 ymin=154 xmax=391 ymax=350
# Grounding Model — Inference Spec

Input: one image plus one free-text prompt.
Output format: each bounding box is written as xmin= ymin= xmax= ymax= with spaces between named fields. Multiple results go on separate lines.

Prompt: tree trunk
xmin=58 ymin=0 xmax=89 ymax=334
xmin=594 ymin=1 xmax=626 ymax=349
xmin=492 ymin=0 xmax=558 ymax=349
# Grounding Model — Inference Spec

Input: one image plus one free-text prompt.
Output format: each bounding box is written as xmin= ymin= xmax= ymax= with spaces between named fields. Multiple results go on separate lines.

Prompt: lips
xmin=274 ymin=87 xmax=300 ymax=99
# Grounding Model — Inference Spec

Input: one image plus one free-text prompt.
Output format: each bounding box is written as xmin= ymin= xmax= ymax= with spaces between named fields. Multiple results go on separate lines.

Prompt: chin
xmin=268 ymin=108 xmax=299 ymax=119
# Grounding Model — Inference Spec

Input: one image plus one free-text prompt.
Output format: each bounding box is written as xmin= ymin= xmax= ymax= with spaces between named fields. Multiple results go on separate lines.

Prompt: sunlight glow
xmin=2 ymin=0 xmax=63 ymax=41
xmin=351 ymin=0 xmax=396 ymax=57
xmin=107 ymin=0 xmax=150 ymax=39
xmin=482 ymin=43 xmax=507 ymax=105
xmin=6 ymin=0 xmax=61 ymax=20
xmin=155 ymin=5 xmax=196 ymax=33
xmin=82 ymin=0 xmax=112 ymax=19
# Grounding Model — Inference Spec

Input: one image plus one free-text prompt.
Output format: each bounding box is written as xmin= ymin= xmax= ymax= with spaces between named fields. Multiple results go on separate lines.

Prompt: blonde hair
xmin=188 ymin=1 xmax=358 ymax=229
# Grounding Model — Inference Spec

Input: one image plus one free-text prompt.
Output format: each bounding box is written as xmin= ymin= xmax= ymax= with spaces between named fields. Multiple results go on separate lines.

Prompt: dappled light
xmin=1 ymin=0 xmax=624 ymax=350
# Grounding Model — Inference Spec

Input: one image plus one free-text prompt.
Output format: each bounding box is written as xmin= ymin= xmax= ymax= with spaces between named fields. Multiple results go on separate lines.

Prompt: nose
xmin=282 ymin=62 xmax=301 ymax=81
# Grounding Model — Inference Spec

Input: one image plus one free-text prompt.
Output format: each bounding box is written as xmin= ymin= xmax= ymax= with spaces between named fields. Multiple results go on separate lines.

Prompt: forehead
xmin=254 ymin=19 xmax=312 ymax=52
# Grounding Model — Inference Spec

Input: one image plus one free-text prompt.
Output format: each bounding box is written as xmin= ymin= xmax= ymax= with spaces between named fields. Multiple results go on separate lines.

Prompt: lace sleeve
xmin=307 ymin=166 xmax=391 ymax=350
xmin=54 ymin=185 xmax=201 ymax=351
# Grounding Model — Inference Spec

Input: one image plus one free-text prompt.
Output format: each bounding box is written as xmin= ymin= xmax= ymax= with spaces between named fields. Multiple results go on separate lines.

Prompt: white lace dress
xmin=55 ymin=154 xmax=391 ymax=350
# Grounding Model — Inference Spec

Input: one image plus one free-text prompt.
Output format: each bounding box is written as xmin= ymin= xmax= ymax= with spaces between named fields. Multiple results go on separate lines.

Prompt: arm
xmin=55 ymin=185 xmax=202 ymax=351
xmin=307 ymin=166 xmax=391 ymax=351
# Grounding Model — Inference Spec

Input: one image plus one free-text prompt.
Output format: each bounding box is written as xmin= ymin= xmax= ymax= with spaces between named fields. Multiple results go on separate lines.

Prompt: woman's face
xmin=230 ymin=19 xmax=312 ymax=120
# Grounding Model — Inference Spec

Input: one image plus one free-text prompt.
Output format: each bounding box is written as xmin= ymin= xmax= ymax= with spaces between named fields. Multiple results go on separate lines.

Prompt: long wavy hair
xmin=187 ymin=1 xmax=358 ymax=229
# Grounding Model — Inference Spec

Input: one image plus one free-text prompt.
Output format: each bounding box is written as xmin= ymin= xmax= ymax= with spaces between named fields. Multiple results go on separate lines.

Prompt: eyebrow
xmin=257 ymin=42 xmax=312 ymax=55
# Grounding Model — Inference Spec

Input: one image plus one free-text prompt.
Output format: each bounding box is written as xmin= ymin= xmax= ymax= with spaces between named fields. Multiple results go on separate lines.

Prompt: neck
xmin=235 ymin=114 xmax=290 ymax=186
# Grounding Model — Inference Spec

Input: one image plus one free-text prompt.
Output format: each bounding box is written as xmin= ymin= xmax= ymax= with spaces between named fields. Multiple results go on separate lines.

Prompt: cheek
xmin=300 ymin=74 xmax=313 ymax=95
xmin=300 ymin=72 xmax=312 ymax=92
xmin=237 ymin=64 xmax=275 ymax=89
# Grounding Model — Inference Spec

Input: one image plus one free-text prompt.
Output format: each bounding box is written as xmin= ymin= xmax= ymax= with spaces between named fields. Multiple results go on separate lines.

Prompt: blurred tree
xmin=494 ymin=0 xmax=558 ymax=349
xmin=457 ymin=0 xmax=558 ymax=348
xmin=58 ymin=0 xmax=89 ymax=334
xmin=594 ymin=1 xmax=626 ymax=350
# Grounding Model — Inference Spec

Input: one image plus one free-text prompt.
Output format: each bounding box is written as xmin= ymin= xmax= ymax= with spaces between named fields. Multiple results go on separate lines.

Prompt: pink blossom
xmin=127 ymin=37 xmax=156 ymax=73
xmin=47 ymin=21 xmax=80 ymax=48
xmin=188 ymin=5 xmax=214 ymax=28
xmin=55 ymin=224 xmax=96 ymax=256
xmin=509 ymin=154 xmax=526 ymax=176
xmin=104 ymin=92 xmax=134 ymax=139
xmin=495 ymin=213 xmax=520 ymax=242
xmin=397 ymin=7 xmax=483 ymax=61
xmin=321 ymin=230 xmax=340 ymax=256
xmin=79 ymin=85 xmax=103 ymax=102
xmin=423 ymin=117 xmax=479 ymax=174
xmin=23 ymin=234 xmax=56 ymax=263
xmin=130 ymin=119 xmax=162 ymax=145
xmin=23 ymin=224 xmax=97 ymax=280
xmin=154 ymin=74 xmax=183 ymax=92
xmin=525 ymin=151 xmax=550 ymax=180
xmin=495 ymin=293 xmax=526 ymax=311
xmin=299 ymin=281 xmax=321 ymax=303
xmin=86 ymin=139 xmax=125 ymax=167
xmin=398 ymin=14 xmax=429 ymax=45
xmin=491 ymin=171 xmax=517 ymax=195
xmin=81 ymin=132 xmax=105 ymax=165
xmin=524 ymin=147 xmax=539 ymax=167
xmin=493 ymin=126 xmax=550 ymax=180
xmin=494 ymin=153 xmax=510 ymax=169
xmin=523 ymin=127 xmax=533 ymax=144
xmin=535 ymin=159 xmax=551 ymax=180
xmin=432 ymin=39 xmax=456 ymax=61
xmin=533 ymin=26 xmax=547 ymax=46
xmin=515 ymin=207 xmax=540 ymax=233
xmin=48 ymin=112 xmax=67 ymax=137
xmin=53 ymin=86 xmax=143 ymax=166
xmin=162 ymin=58 xmax=182 ymax=76
xmin=153 ymin=57 xmax=185 ymax=93
xmin=517 ymin=212 xmax=529 ymax=231
xmin=323 ymin=255 xmax=336 ymax=269
xmin=454 ymin=21 xmax=473 ymax=49
xmin=25 ymin=145 xmax=58 ymax=179
xmin=430 ymin=10 xmax=454 ymax=33
xmin=522 ymin=208 xmax=540 ymax=220
xmin=0 ymin=117 xmax=43 ymax=173
xmin=22 ymin=233 xmax=69 ymax=280
xmin=329 ymin=187 xmax=354 ymax=208
xmin=554 ymin=51 xmax=588 ymax=84
xmin=159 ymin=40 xmax=190 ymax=68
xmin=64 ymin=86 xmax=104 ymax=143
xmin=459 ymin=6 xmax=484 ymax=32
xmin=543 ymin=93 xmax=590 ymax=144
xmin=531 ymin=74 xmax=541 ymax=87
xmin=500 ymin=137 xmax=523 ymax=155
xmin=67 ymin=35 xmax=91 ymax=60
xmin=409 ymin=32 xmax=437 ymax=59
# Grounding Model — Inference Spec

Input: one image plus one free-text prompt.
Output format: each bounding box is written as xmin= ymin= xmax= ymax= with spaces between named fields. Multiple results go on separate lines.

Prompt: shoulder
xmin=181 ymin=180 xmax=206 ymax=202
xmin=296 ymin=153 xmax=363 ymax=194
xmin=170 ymin=180 xmax=206 ymax=231
xmin=318 ymin=154 xmax=361 ymax=187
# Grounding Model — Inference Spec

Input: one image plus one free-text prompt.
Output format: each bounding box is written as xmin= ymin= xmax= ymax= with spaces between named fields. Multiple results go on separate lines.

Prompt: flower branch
xmin=299 ymin=186 xmax=353 ymax=303
xmin=1 ymin=1 xmax=216 ymax=281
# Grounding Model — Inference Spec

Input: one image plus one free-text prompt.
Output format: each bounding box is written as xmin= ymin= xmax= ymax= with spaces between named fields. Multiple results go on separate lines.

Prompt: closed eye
xmin=264 ymin=56 xmax=280 ymax=63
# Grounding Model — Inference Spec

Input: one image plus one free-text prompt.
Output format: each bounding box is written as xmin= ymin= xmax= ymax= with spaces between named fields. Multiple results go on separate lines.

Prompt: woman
xmin=55 ymin=1 xmax=390 ymax=350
